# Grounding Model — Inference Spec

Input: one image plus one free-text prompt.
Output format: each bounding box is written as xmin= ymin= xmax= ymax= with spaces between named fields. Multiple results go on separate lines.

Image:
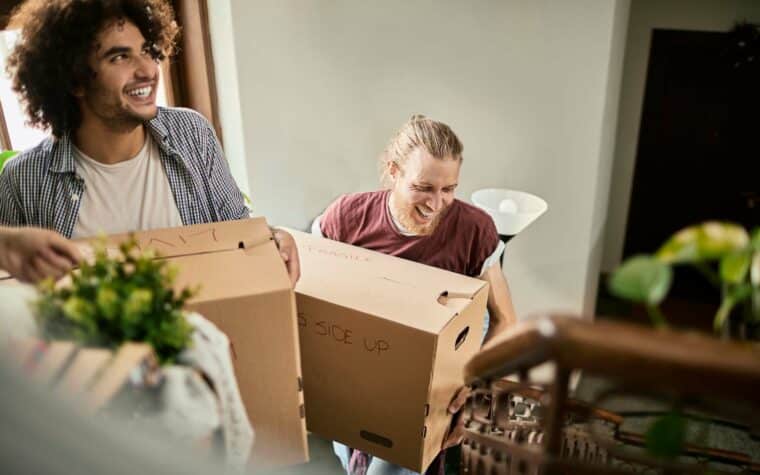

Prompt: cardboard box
xmin=290 ymin=230 xmax=488 ymax=472
xmin=6 ymin=339 xmax=157 ymax=409
xmin=100 ymin=219 xmax=308 ymax=467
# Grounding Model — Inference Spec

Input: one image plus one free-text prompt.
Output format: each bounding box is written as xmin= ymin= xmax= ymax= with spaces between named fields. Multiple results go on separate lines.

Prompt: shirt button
xmin=71 ymin=194 xmax=79 ymax=202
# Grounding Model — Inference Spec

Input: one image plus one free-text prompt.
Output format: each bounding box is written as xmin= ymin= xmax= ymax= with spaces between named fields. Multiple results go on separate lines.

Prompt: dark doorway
xmin=620 ymin=28 xmax=760 ymax=326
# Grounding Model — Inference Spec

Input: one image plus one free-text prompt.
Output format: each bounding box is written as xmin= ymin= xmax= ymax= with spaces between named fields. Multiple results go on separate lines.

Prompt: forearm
xmin=0 ymin=227 xmax=15 ymax=268
xmin=484 ymin=309 xmax=510 ymax=343
xmin=481 ymin=264 xmax=518 ymax=343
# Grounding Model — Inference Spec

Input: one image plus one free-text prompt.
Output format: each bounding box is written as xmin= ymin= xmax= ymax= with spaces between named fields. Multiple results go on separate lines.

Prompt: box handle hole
xmin=455 ymin=326 xmax=469 ymax=350
xmin=359 ymin=430 xmax=393 ymax=448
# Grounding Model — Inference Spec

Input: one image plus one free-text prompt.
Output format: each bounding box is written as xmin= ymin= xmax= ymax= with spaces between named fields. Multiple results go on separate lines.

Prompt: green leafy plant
xmin=609 ymin=221 xmax=760 ymax=333
xmin=644 ymin=410 xmax=687 ymax=459
xmin=0 ymin=150 xmax=19 ymax=173
xmin=34 ymin=237 xmax=196 ymax=363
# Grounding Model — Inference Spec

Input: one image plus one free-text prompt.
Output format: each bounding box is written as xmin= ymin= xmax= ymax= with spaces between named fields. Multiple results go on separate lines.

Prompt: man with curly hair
xmin=0 ymin=0 xmax=299 ymax=284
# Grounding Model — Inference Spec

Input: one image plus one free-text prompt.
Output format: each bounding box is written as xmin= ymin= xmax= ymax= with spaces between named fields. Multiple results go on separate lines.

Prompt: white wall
xmin=207 ymin=0 xmax=251 ymax=197
xmin=212 ymin=0 xmax=629 ymax=319
xmin=601 ymin=0 xmax=760 ymax=272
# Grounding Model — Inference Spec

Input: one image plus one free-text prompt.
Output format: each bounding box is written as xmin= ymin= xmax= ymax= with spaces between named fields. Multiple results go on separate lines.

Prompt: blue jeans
xmin=333 ymin=441 xmax=420 ymax=475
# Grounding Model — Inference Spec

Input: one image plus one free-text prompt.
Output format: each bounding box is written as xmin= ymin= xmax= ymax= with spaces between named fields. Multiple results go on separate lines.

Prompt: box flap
xmin=290 ymin=230 xmax=487 ymax=333
xmin=172 ymin=244 xmax=291 ymax=302
xmin=78 ymin=218 xmax=273 ymax=259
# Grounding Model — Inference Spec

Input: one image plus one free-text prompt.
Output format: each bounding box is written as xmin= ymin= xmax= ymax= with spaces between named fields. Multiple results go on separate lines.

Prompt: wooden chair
xmin=460 ymin=315 xmax=760 ymax=474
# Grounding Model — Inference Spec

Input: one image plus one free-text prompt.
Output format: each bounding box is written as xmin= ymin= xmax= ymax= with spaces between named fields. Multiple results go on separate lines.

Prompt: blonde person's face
xmin=78 ymin=20 xmax=160 ymax=130
xmin=389 ymin=147 xmax=461 ymax=235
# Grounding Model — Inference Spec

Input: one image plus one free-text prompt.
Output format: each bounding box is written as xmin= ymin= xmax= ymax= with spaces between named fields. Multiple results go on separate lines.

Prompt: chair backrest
xmin=465 ymin=315 xmax=760 ymax=403
xmin=460 ymin=315 xmax=760 ymax=474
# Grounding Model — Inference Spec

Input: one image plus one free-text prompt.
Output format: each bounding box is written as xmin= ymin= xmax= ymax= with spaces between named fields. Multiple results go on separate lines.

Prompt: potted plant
xmin=34 ymin=237 xmax=196 ymax=363
xmin=608 ymin=221 xmax=760 ymax=339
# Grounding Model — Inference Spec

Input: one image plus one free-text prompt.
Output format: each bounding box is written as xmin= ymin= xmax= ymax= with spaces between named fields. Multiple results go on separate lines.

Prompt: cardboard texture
xmin=95 ymin=219 xmax=308 ymax=467
xmin=32 ymin=341 xmax=78 ymax=383
xmin=6 ymin=339 xmax=156 ymax=408
xmin=55 ymin=347 xmax=113 ymax=396
xmin=86 ymin=342 xmax=156 ymax=411
xmin=290 ymin=230 xmax=489 ymax=472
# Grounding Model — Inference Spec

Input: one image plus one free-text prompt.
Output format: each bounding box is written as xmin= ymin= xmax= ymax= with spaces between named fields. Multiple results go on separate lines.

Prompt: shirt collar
xmin=48 ymin=133 xmax=76 ymax=174
xmin=49 ymin=107 xmax=177 ymax=174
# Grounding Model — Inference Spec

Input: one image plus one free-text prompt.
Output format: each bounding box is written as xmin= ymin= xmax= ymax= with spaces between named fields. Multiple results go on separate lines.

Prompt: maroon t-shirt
xmin=319 ymin=190 xmax=499 ymax=277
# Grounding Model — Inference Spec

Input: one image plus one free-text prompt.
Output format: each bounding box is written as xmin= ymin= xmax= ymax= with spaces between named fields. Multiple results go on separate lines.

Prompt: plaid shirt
xmin=0 ymin=107 xmax=249 ymax=237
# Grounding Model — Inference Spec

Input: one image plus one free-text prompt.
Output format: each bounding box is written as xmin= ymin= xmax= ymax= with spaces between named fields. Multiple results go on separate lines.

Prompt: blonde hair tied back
xmin=379 ymin=114 xmax=463 ymax=187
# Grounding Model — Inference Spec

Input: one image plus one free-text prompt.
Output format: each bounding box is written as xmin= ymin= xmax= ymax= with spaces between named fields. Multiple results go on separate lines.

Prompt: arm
xmin=0 ymin=226 xmax=80 ymax=283
xmin=0 ymin=163 xmax=26 ymax=226
xmin=203 ymin=123 xmax=250 ymax=221
xmin=480 ymin=263 xmax=517 ymax=343
xmin=270 ymin=227 xmax=300 ymax=287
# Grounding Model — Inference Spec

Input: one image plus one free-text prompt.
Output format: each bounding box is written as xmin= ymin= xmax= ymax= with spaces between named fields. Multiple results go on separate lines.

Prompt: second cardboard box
xmin=291 ymin=230 xmax=488 ymax=473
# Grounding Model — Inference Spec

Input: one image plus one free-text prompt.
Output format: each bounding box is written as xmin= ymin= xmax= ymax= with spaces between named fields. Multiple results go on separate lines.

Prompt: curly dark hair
xmin=6 ymin=0 xmax=180 ymax=138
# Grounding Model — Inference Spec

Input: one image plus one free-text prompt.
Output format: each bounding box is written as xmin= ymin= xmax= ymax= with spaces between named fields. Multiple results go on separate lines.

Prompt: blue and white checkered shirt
xmin=0 ymin=107 xmax=249 ymax=237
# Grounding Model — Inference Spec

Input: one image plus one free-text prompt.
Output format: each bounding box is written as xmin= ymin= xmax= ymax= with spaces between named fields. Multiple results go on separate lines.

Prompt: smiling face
xmin=76 ymin=19 xmax=160 ymax=132
xmin=389 ymin=147 xmax=461 ymax=235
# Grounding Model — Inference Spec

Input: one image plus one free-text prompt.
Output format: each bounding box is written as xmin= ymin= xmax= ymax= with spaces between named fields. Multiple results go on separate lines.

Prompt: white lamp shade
xmin=471 ymin=188 xmax=548 ymax=236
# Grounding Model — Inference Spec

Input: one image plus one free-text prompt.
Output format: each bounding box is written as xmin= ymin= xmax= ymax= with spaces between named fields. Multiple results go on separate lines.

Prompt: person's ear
xmin=72 ymin=82 xmax=86 ymax=99
xmin=388 ymin=161 xmax=401 ymax=181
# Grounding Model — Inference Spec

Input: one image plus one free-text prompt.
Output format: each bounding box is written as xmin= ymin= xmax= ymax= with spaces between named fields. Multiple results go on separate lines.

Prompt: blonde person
xmin=312 ymin=115 xmax=517 ymax=475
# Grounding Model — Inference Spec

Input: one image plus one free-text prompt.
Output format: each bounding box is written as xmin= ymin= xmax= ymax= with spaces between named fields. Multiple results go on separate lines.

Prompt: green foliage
xmin=645 ymin=411 xmax=687 ymax=458
xmin=0 ymin=150 xmax=19 ymax=173
xmin=720 ymin=250 xmax=751 ymax=284
xmin=608 ymin=255 xmax=672 ymax=328
xmin=751 ymin=251 xmax=760 ymax=324
xmin=34 ymin=237 xmax=196 ymax=364
xmin=656 ymin=222 xmax=749 ymax=264
xmin=609 ymin=221 xmax=760 ymax=333
xmin=609 ymin=255 xmax=672 ymax=306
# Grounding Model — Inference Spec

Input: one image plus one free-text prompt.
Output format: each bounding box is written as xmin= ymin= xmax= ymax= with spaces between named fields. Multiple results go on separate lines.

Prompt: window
xmin=0 ymin=0 xmax=221 ymax=151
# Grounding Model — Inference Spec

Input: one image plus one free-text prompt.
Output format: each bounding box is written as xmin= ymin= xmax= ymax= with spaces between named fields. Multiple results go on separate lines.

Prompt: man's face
xmin=77 ymin=20 xmax=160 ymax=131
xmin=389 ymin=147 xmax=461 ymax=235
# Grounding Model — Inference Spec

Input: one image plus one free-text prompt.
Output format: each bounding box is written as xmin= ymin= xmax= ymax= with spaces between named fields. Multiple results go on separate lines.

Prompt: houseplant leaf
xmin=608 ymin=255 xmax=672 ymax=306
xmin=750 ymin=251 xmax=760 ymax=323
xmin=657 ymin=222 xmax=749 ymax=264
xmin=714 ymin=284 xmax=753 ymax=332
xmin=645 ymin=411 xmax=687 ymax=458
xmin=656 ymin=226 xmax=700 ymax=263
xmin=0 ymin=150 xmax=19 ymax=173
xmin=750 ymin=227 xmax=760 ymax=251
xmin=719 ymin=250 xmax=751 ymax=285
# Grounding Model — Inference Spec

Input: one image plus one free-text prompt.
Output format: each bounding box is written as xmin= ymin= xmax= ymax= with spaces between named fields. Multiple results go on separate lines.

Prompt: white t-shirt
xmin=72 ymin=134 xmax=183 ymax=238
